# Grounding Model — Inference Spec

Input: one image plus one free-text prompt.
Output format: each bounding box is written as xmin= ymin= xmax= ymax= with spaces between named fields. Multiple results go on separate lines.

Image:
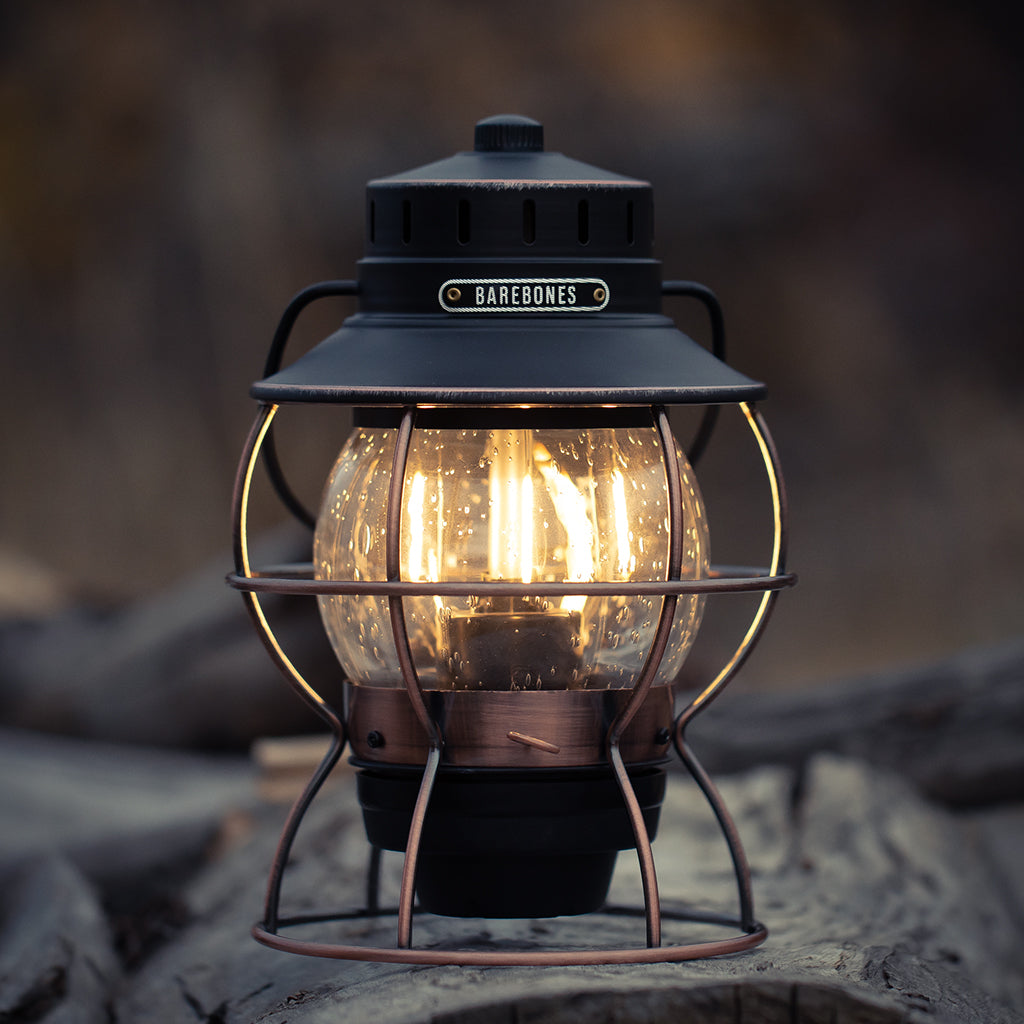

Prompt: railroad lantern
xmin=229 ymin=115 xmax=795 ymax=964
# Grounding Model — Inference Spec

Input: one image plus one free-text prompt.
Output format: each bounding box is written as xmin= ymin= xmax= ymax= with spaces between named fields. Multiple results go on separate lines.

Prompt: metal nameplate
xmin=439 ymin=277 xmax=610 ymax=313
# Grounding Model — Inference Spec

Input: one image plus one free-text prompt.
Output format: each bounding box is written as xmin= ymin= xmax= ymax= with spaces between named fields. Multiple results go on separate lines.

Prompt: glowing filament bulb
xmin=519 ymin=472 xmax=533 ymax=584
xmin=534 ymin=441 xmax=594 ymax=614
xmin=406 ymin=471 xmax=427 ymax=581
xmin=488 ymin=430 xmax=532 ymax=581
xmin=610 ymin=469 xmax=633 ymax=576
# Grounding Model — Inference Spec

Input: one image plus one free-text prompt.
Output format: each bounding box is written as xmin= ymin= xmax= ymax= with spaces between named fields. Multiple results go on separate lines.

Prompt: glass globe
xmin=314 ymin=412 xmax=708 ymax=691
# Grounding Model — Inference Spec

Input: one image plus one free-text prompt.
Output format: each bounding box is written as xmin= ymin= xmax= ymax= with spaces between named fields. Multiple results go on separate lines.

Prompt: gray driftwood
xmin=692 ymin=637 xmax=1024 ymax=807
xmin=0 ymin=729 xmax=257 ymax=1024
xmin=106 ymin=755 xmax=1022 ymax=1023
xmin=0 ymin=857 xmax=120 ymax=1024
xmin=0 ymin=528 xmax=338 ymax=749
xmin=2 ymin=637 xmax=1023 ymax=1021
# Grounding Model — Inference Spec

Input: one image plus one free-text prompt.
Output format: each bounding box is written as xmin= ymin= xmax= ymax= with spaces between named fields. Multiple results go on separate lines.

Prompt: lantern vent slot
xmin=578 ymin=200 xmax=590 ymax=245
xmin=402 ymin=200 xmax=412 ymax=244
xmin=523 ymin=199 xmax=536 ymax=244
xmin=457 ymin=199 xmax=471 ymax=245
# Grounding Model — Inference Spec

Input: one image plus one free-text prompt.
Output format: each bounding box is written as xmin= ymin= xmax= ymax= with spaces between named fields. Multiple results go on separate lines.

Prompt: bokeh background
xmin=2 ymin=0 xmax=1021 ymax=701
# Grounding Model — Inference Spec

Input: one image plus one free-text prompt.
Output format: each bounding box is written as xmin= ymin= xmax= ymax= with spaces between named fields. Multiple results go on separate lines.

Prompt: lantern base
xmin=416 ymin=852 xmax=617 ymax=918
xmin=354 ymin=762 xmax=666 ymax=918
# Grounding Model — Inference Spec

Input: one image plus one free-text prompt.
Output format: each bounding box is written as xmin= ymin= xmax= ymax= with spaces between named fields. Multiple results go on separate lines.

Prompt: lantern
xmin=229 ymin=115 xmax=795 ymax=964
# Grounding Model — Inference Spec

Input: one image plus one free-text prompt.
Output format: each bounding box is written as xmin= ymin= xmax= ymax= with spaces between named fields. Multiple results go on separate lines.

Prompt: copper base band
xmin=346 ymin=683 xmax=673 ymax=767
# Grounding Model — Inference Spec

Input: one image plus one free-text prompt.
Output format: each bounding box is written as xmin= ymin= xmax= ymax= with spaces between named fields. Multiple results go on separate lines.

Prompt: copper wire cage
xmin=227 ymin=284 xmax=795 ymax=967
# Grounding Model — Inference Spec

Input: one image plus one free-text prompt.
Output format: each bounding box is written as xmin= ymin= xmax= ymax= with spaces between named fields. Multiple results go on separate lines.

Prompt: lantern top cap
xmin=370 ymin=114 xmax=646 ymax=188
xmin=474 ymin=114 xmax=544 ymax=152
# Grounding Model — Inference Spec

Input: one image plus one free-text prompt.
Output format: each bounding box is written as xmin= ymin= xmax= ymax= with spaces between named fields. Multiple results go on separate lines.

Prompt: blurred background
xmin=1 ymin=0 xmax=1021 ymax=727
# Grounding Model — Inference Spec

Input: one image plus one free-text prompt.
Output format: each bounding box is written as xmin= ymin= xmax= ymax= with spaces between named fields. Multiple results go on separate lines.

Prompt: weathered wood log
xmin=0 ymin=725 xmax=257 ymax=980
xmin=0 ymin=727 xmax=256 ymax=882
xmin=0 ymin=528 xmax=339 ymax=750
xmin=2 ymin=639 xmax=1023 ymax=1021
xmin=690 ymin=638 xmax=1024 ymax=807
xmin=110 ymin=755 xmax=1024 ymax=1023
xmin=0 ymin=856 xmax=120 ymax=1024
xmin=2 ymin=723 xmax=1021 ymax=1021
xmin=0 ymin=728 xmax=260 ymax=1021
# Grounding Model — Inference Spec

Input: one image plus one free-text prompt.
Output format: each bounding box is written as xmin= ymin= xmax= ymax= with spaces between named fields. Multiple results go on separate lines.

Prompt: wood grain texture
xmin=690 ymin=638 xmax=1024 ymax=807
xmin=110 ymin=756 xmax=1023 ymax=1023
xmin=3 ymin=639 xmax=1022 ymax=1022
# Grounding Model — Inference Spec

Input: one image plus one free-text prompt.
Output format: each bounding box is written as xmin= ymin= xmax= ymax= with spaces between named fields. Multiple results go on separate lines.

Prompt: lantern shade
xmin=251 ymin=313 xmax=765 ymax=405
xmin=251 ymin=114 xmax=765 ymax=406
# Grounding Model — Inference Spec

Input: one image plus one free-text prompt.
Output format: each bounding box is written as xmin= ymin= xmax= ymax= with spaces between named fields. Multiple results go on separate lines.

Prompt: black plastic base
xmin=416 ymin=851 xmax=617 ymax=918
xmin=354 ymin=762 xmax=666 ymax=918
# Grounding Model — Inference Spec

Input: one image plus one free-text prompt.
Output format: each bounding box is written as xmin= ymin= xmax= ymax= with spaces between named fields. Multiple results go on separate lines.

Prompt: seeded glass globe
xmin=313 ymin=414 xmax=708 ymax=691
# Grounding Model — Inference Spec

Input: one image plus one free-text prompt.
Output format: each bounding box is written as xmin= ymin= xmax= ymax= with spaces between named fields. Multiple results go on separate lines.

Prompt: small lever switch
xmin=507 ymin=731 xmax=561 ymax=754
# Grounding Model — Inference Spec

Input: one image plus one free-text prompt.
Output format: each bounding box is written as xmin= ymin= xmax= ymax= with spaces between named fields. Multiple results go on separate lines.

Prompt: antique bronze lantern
xmin=228 ymin=115 xmax=795 ymax=964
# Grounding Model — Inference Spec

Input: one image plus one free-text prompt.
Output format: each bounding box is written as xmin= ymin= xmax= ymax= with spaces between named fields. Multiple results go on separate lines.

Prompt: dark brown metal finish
xmin=260 ymin=281 xmax=359 ymax=529
xmin=605 ymin=407 xmax=684 ymax=750
xmin=507 ymin=731 xmax=561 ymax=754
xmin=395 ymin=746 xmax=440 ymax=948
xmin=385 ymin=405 xmax=443 ymax=948
xmin=346 ymin=686 xmax=674 ymax=768
xmin=601 ymin=407 xmax=683 ymax=947
xmin=227 ymin=570 xmax=796 ymax=599
xmin=252 ymin=912 xmax=767 ymax=965
xmin=662 ymin=281 xmax=724 ymax=467
xmin=675 ymin=737 xmax=757 ymax=932
xmin=385 ymin=408 xmax=438 ymax=744
xmin=674 ymin=404 xmax=790 ymax=736
xmin=231 ymin=403 xmax=348 ymax=933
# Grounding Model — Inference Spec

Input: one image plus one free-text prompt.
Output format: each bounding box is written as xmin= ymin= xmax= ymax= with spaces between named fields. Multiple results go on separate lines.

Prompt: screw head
xmin=367 ymin=730 xmax=385 ymax=749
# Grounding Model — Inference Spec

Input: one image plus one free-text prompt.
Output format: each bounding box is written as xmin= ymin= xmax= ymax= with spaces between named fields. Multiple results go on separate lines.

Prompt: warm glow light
xmin=314 ymin=416 xmax=708 ymax=690
xmin=407 ymin=471 xmax=427 ymax=581
xmin=488 ymin=430 xmax=535 ymax=583
xmin=534 ymin=440 xmax=594 ymax=614
xmin=610 ymin=469 xmax=633 ymax=577
xmin=520 ymin=472 xmax=534 ymax=584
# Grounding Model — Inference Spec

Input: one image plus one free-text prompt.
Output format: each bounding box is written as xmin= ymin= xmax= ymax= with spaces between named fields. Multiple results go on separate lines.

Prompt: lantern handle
xmin=662 ymin=280 xmax=724 ymax=466
xmin=261 ymin=280 xmax=359 ymax=528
